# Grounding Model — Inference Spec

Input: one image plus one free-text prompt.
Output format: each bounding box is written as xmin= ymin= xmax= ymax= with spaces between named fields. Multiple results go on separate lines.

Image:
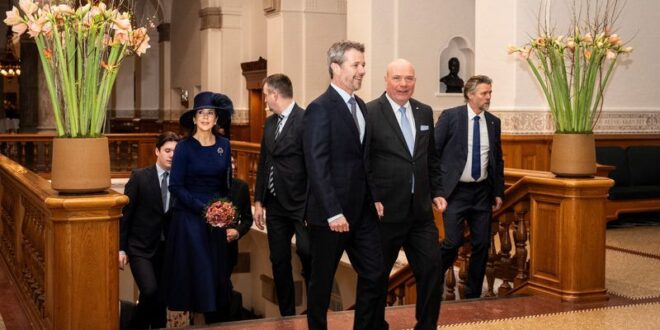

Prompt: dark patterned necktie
xmin=472 ymin=116 xmax=481 ymax=181
xmin=161 ymin=171 xmax=169 ymax=211
xmin=348 ymin=97 xmax=359 ymax=131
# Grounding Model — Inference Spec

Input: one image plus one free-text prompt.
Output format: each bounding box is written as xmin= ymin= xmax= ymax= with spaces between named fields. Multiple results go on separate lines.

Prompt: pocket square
xmin=420 ymin=125 xmax=429 ymax=131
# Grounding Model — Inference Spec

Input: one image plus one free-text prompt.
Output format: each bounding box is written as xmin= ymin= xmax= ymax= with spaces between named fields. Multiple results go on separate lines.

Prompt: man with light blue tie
xmin=366 ymin=59 xmax=445 ymax=330
xmin=434 ymin=75 xmax=504 ymax=299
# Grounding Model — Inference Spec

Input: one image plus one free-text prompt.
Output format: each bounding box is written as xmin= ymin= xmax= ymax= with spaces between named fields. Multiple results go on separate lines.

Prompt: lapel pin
xmin=217 ymin=147 xmax=224 ymax=155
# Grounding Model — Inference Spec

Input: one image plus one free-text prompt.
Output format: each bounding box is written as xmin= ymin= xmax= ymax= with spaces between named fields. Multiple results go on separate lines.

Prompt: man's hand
xmin=374 ymin=202 xmax=384 ymax=219
xmin=254 ymin=201 xmax=266 ymax=230
xmin=227 ymin=228 xmax=240 ymax=242
xmin=118 ymin=252 xmax=128 ymax=270
xmin=492 ymin=197 xmax=503 ymax=212
xmin=433 ymin=197 xmax=447 ymax=212
xmin=329 ymin=216 xmax=350 ymax=232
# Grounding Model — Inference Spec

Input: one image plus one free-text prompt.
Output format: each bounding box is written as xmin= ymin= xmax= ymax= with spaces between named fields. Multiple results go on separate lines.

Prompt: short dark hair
xmin=327 ymin=40 xmax=365 ymax=78
xmin=464 ymin=75 xmax=492 ymax=101
xmin=156 ymin=131 xmax=180 ymax=150
xmin=263 ymin=74 xmax=293 ymax=98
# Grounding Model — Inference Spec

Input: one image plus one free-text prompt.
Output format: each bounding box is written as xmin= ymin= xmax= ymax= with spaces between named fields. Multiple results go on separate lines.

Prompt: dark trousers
xmin=377 ymin=199 xmax=443 ymax=330
xmin=306 ymin=206 xmax=385 ymax=330
xmin=440 ymin=181 xmax=493 ymax=299
xmin=265 ymin=194 xmax=311 ymax=316
xmin=129 ymin=244 xmax=167 ymax=329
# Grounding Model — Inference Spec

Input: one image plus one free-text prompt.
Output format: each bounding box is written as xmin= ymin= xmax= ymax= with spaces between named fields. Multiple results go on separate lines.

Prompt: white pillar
xmin=264 ymin=0 xmax=346 ymax=106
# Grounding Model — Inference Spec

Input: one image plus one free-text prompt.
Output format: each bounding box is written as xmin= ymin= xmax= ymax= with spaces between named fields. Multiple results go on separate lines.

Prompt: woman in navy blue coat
xmin=163 ymin=91 xmax=234 ymax=324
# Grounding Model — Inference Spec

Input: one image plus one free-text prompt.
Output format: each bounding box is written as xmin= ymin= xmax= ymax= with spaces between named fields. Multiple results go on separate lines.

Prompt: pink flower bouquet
xmin=205 ymin=199 xmax=238 ymax=228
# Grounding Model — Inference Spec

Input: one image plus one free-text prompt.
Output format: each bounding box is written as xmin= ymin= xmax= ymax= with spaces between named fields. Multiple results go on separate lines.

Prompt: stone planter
xmin=51 ymin=137 xmax=111 ymax=193
xmin=550 ymin=133 xmax=596 ymax=177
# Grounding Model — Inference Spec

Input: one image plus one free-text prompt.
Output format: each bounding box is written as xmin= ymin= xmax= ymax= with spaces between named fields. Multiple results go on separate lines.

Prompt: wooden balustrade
xmin=230 ymin=141 xmax=261 ymax=197
xmin=390 ymin=169 xmax=613 ymax=304
xmin=0 ymin=154 xmax=128 ymax=329
xmin=0 ymin=134 xmax=159 ymax=178
xmin=0 ymin=134 xmax=261 ymax=185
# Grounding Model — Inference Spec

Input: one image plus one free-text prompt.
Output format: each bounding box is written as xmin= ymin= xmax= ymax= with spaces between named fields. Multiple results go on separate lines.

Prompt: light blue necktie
xmin=399 ymin=107 xmax=414 ymax=155
xmin=399 ymin=106 xmax=415 ymax=193
xmin=472 ymin=116 xmax=481 ymax=181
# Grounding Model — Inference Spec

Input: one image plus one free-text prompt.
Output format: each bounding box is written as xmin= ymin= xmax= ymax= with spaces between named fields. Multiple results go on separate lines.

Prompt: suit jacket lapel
xmin=274 ymin=105 xmax=298 ymax=145
xmin=410 ymin=100 xmax=425 ymax=157
xmin=149 ymin=165 xmax=165 ymax=213
xmin=328 ymin=87 xmax=361 ymax=144
xmin=379 ymin=94 xmax=411 ymax=158
xmin=459 ymin=105 xmax=469 ymax=157
xmin=264 ymin=114 xmax=278 ymax=151
xmin=485 ymin=112 xmax=497 ymax=159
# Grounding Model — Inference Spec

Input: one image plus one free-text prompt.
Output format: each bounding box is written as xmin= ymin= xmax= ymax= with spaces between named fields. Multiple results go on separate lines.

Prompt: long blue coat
xmin=163 ymin=135 xmax=232 ymax=312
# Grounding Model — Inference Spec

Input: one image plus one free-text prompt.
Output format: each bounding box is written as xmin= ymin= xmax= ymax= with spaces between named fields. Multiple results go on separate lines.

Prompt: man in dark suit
xmin=366 ymin=59 xmax=444 ymax=330
xmin=304 ymin=40 xmax=384 ymax=330
xmin=119 ymin=131 xmax=180 ymax=329
xmin=254 ymin=73 xmax=311 ymax=317
xmin=434 ymin=75 xmax=504 ymax=299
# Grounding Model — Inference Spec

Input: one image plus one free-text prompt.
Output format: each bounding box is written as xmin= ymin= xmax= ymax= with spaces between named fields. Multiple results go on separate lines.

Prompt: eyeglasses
xmin=196 ymin=110 xmax=216 ymax=118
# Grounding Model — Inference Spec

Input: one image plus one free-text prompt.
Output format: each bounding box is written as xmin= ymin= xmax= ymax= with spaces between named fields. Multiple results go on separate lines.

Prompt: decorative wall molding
xmin=263 ymin=0 xmax=280 ymax=15
xmin=199 ymin=7 xmax=222 ymax=30
xmin=432 ymin=110 xmax=660 ymax=134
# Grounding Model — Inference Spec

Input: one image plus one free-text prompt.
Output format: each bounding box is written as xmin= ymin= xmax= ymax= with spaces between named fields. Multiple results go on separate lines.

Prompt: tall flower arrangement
xmin=4 ymin=0 xmax=151 ymax=137
xmin=508 ymin=0 xmax=632 ymax=133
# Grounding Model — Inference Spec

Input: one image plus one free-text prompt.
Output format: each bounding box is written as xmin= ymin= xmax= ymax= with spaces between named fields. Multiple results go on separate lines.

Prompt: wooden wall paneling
xmin=528 ymin=196 xmax=561 ymax=286
xmin=241 ymin=58 xmax=267 ymax=143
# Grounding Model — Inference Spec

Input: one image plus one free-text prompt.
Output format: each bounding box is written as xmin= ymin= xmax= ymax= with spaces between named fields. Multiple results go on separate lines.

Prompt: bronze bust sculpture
xmin=440 ymin=57 xmax=464 ymax=93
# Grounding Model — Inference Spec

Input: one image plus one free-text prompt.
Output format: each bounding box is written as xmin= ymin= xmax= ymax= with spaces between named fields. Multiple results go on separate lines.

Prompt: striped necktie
xmin=268 ymin=115 xmax=283 ymax=195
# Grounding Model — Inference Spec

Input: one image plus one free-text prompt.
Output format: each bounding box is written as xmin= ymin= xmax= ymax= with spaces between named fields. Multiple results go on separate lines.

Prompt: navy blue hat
xmin=179 ymin=91 xmax=234 ymax=131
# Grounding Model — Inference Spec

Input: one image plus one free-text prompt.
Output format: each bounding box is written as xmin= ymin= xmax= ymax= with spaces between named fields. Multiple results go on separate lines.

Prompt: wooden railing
xmin=0 ymin=133 xmax=159 ymax=178
xmin=0 ymin=134 xmax=261 ymax=186
xmin=386 ymin=169 xmax=614 ymax=305
xmin=0 ymin=155 xmax=128 ymax=329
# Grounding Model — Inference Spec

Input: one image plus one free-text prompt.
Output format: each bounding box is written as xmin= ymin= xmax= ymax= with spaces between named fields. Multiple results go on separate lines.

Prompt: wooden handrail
xmin=386 ymin=169 xmax=613 ymax=303
xmin=0 ymin=154 xmax=128 ymax=329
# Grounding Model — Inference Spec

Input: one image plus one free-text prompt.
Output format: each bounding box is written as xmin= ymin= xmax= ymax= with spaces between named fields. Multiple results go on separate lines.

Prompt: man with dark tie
xmin=366 ymin=59 xmax=444 ymax=330
xmin=304 ymin=40 xmax=384 ymax=330
xmin=434 ymin=75 xmax=504 ymax=299
xmin=119 ymin=131 xmax=180 ymax=329
xmin=254 ymin=73 xmax=310 ymax=317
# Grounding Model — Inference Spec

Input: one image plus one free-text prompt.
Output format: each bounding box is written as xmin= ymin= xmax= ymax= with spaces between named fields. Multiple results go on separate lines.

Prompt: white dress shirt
xmin=460 ymin=104 xmax=490 ymax=182
xmin=274 ymin=100 xmax=295 ymax=132
xmin=385 ymin=93 xmax=416 ymax=141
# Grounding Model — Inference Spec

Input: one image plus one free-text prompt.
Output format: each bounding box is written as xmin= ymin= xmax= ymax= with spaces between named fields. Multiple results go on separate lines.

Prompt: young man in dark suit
xmin=434 ymin=75 xmax=504 ymax=299
xmin=254 ymin=73 xmax=310 ymax=317
xmin=304 ymin=40 xmax=384 ymax=330
xmin=366 ymin=59 xmax=444 ymax=330
xmin=119 ymin=131 xmax=180 ymax=329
